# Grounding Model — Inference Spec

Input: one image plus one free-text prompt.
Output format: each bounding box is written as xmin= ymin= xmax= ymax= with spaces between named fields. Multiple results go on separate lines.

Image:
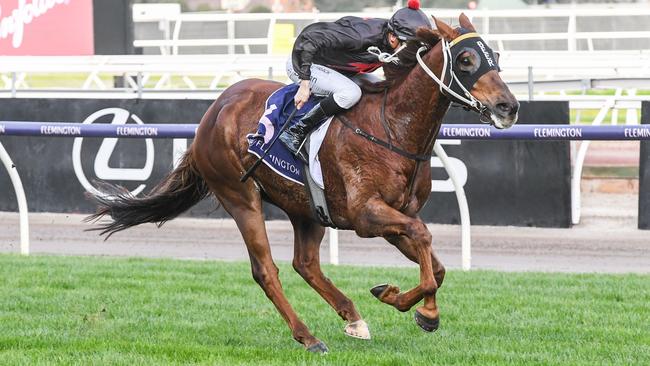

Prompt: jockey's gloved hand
xmin=295 ymin=80 xmax=310 ymax=110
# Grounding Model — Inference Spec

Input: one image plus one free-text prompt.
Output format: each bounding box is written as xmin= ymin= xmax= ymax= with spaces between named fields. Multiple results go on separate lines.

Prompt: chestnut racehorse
xmin=88 ymin=15 xmax=518 ymax=353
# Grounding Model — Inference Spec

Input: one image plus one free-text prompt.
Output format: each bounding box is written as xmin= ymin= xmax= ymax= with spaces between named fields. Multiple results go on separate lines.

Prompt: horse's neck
xmin=384 ymin=45 xmax=450 ymax=155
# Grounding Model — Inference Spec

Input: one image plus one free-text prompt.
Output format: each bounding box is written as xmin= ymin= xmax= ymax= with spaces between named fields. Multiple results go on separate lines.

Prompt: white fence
xmin=1 ymin=51 xmax=649 ymax=96
xmin=0 ymin=55 xmax=286 ymax=96
xmin=132 ymin=6 xmax=650 ymax=55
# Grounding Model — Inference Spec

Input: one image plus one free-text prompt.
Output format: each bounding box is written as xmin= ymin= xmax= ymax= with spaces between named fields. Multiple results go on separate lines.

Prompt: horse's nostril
xmin=511 ymin=102 xmax=520 ymax=115
xmin=496 ymin=102 xmax=519 ymax=117
xmin=496 ymin=103 xmax=511 ymax=114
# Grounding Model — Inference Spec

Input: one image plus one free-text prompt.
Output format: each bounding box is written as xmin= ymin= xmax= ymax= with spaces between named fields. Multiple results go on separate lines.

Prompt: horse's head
xmin=425 ymin=14 xmax=519 ymax=129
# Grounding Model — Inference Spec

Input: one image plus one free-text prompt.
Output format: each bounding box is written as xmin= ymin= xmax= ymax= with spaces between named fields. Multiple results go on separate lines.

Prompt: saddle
xmin=247 ymin=84 xmax=336 ymax=227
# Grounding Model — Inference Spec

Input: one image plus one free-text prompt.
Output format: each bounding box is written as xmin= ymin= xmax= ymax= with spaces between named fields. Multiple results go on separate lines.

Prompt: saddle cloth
xmin=246 ymin=83 xmax=332 ymax=189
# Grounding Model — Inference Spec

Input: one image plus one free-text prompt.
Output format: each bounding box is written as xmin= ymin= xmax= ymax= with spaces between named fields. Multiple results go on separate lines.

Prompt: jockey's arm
xmin=291 ymin=33 xmax=359 ymax=109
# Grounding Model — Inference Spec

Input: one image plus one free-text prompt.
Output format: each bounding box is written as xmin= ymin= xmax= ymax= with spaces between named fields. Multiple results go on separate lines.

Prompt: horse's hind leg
xmin=206 ymin=180 xmax=327 ymax=352
xmin=290 ymin=218 xmax=370 ymax=340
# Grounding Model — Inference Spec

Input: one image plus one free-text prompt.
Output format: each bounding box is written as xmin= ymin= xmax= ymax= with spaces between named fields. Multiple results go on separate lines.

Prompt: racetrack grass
xmin=0 ymin=255 xmax=648 ymax=365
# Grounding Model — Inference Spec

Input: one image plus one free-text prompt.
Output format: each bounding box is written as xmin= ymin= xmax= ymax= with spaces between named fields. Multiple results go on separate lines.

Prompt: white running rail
xmin=434 ymin=142 xmax=472 ymax=271
xmin=1 ymin=52 xmax=648 ymax=95
xmin=0 ymin=142 xmax=29 ymax=255
xmin=571 ymin=98 xmax=616 ymax=225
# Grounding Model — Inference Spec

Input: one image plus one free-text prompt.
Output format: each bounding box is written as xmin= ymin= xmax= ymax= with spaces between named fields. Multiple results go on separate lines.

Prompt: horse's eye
xmin=456 ymin=48 xmax=480 ymax=73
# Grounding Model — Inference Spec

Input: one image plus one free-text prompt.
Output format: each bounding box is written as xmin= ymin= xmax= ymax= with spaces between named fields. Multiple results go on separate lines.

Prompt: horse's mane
xmin=360 ymin=27 xmax=442 ymax=93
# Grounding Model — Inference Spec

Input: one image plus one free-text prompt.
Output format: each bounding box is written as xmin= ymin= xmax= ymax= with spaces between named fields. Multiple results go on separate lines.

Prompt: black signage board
xmin=423 ymin=101 xmax=571 ymax=227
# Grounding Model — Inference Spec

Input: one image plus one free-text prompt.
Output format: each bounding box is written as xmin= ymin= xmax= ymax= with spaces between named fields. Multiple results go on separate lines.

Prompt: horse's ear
xmin=432 ymin=16 xmax=456 ymax=42
xmin=459 ymin=13 xmax=476 ymax=32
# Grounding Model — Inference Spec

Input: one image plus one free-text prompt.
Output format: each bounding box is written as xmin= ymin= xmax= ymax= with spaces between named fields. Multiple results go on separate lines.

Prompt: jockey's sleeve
xmin=291 ymin=30 xmax=361 ymax=80
xmin=292 ymin=40 xmax=317 ymax=81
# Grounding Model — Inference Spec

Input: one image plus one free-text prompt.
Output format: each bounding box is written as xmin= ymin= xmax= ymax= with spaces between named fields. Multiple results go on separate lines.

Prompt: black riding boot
xmin=279 ymin=102 xmax=328 ymax=161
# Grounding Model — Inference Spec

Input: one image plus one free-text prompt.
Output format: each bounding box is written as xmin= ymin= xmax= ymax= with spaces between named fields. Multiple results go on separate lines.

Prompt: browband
xmin=448 ymin=32 xmax=480 ymax=47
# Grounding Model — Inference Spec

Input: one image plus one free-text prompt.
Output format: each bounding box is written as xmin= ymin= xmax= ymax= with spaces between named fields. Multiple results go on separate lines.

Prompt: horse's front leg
xmin=369 ymin=234 xmax=445 ymax=332
xmin=353 ymin=199 xmax=441 ymax=332
xmin=371 ymin=235 xmax=446 ymax=309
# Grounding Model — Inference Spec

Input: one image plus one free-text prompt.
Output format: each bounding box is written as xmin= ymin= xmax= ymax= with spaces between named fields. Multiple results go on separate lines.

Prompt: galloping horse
xmin=87 ymin=15 xmax=518 ymax=353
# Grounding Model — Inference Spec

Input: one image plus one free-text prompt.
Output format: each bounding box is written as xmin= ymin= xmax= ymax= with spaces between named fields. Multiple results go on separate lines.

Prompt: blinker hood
xmin=447 ymin=32 xmax=500 ymax=98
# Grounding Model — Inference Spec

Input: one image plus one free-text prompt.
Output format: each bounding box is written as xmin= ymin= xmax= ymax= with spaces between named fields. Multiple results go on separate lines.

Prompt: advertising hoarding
xmin=0 ymin=0 xmax=93 ymax=55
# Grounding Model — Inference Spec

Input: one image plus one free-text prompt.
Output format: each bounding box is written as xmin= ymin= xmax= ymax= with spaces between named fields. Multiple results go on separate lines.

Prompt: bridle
xmin=415 ymin=32 xmax=500 ymax=125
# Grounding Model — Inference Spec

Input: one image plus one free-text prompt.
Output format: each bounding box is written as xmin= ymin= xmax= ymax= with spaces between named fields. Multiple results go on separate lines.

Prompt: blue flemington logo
xmin=116 ymin=126 xmax=159 ymax=136
xmin=441 ymin=126 xmax=491 ymax=138
xmin=40 ymin=125 xmax=81 ymax=136
xmin=625 ymin=127 xmax=650 ymax=138
xmin=533 ymin=127 xmax=582 ymax=138
xmin=269 ymin=153 xmax=300 ymax=175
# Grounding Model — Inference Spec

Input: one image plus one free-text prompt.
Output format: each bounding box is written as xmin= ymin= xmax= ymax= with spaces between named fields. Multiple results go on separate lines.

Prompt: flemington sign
xmin=0 ymin=0 xmax=93 ymax=55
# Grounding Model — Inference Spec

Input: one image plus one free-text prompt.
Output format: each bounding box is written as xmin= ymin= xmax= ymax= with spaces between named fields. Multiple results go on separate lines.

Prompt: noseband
xmin=416 ymin=32 xmax=500 ymax=125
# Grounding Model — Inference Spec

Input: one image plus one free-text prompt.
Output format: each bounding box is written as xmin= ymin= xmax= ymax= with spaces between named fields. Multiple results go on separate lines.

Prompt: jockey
xmin=280 ymin=0 xmax=432 ymax=158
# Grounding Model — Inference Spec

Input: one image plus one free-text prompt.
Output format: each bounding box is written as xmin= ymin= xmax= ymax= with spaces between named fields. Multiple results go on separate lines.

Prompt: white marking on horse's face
xmin=491 ymin=111 xmax=518 ymax=130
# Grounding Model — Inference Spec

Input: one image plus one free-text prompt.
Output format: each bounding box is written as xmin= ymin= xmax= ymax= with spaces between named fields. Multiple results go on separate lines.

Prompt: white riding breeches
xmin=286 ymin=58 xmax=382 ymax=109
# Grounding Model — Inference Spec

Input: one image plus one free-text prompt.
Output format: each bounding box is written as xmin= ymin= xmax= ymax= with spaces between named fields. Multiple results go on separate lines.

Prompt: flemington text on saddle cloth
xmin=247 ymin=83 xmax=332 ymax=188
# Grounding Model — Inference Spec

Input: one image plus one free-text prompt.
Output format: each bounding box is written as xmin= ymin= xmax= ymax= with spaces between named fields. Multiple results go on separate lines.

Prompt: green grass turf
xmin=583 ymin=166 xmax=639 ymax=179
xmin=0 ymin=254 xmax=648 ymax=365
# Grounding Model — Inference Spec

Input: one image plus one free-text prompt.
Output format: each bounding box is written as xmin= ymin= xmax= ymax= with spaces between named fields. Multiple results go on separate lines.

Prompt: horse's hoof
xmin=306 ymin=341 xmax=329 ymax=354
xmin=370 ymin=283 xmax=389 ymax=299
xmin=414 ymin=309 xmax=439 ymax=333
xmin=344 ymin=319 xmax=371 ymax=340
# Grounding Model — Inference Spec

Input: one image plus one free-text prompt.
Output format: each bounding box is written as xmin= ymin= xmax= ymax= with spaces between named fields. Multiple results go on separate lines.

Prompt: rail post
xmin=0 ymin=142 xmax=29 ymax=255
xmin=434 ymin=142 xmax=472 ymax=271
xmin=328 ymin=228 xmax=339 ymax=265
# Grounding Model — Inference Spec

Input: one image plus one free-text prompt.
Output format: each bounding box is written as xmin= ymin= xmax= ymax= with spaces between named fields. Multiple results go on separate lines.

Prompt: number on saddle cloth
xmin=246 ymin=83 xmax=323 ymax=186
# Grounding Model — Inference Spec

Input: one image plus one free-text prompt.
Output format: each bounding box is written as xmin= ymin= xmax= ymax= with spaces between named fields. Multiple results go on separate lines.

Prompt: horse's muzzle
xmin=490 ymin=100 xmax=519 ymax=129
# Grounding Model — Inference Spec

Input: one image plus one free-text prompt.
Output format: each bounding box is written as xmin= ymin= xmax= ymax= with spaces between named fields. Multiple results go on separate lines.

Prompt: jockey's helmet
xmin=387 ymin=0 xmax=432 ymax=41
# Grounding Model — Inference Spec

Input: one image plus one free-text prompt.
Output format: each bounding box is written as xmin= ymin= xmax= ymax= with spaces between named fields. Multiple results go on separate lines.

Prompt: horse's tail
xmin=85 ymin=148 xmax=210 ymax=238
